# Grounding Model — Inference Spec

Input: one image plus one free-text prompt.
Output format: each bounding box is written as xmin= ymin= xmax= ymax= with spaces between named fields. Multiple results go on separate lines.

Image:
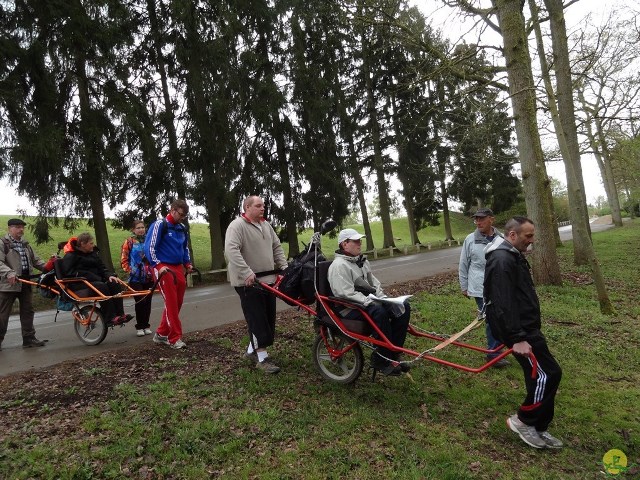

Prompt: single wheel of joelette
xmin=312 ymin=328 xmax=364 ymax=384
xmin=73 ymin=305 xmax=108 ymax=346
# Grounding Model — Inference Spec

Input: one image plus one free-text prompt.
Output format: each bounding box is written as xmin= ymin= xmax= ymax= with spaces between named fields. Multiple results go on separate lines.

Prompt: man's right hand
xmin=7 ymin=273 xmax=17 ymax=285
xmin=512 ymin=341 xmax=532 ymax=356
xmin=245 ymin=273 xmax=256 ymax=286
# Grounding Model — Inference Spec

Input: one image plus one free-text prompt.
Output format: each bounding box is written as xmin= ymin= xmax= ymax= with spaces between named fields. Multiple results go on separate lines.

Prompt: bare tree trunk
xmin=146 ymin=0 xmax=196 ymax=264
xmin=390 ymin=93 xmax=420 ymax=245
xmin=75 ymin=54 xmax=113 ymax=271
xmin=493 ymin=0 xmax=562 ymax=285
xmin=346 ymin=134 xmax=375 ymax=251
xmin=437 ymin=147 xmax=454 ymax=241
xmin=398 ymin=170 xmax=420 ymax=245
xmin=578 ymin=90 xmax=624 ymax=227
xmin=363 ymin=39 xmax=395 ymax=249
xmin=529 ymin=0 xmax=586 ymax=252
xmin=594 ymin=117 xmax=624 ymax=227
xmin=544 ymin=0 xmax=612 ymax=313
xmin=273 ymin=112 xmax=299 ymax=258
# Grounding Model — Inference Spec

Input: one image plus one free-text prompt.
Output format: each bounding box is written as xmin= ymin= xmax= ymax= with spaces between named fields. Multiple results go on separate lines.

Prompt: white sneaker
xmin=136 ymin=329 xmax=145 ymax=337
xmin=143 ymin=328 xmax=152 ymax=335
xmin=153 ymin=333 xmax=170 ymax=345
xmin=539 ymin=431 xmax=564 ymax=449
xmin=170 ymin=339 xmax=187 ymax=349
xmin=507 ymin=415 xmax=546 ymax=449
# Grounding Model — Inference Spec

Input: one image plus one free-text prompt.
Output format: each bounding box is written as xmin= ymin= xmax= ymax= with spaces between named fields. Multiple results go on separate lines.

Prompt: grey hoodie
xmin=327 ymin=252 xmax=384 ymax=313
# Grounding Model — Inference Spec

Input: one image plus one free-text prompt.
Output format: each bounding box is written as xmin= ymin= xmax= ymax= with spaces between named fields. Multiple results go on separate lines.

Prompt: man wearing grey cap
xmin=0 ymin=218 xmax=48 ymax=349
xmin=328 ymin=228 xmax=411 ymax=376
xmin=458 ymin=208 xmax=507 ymax=367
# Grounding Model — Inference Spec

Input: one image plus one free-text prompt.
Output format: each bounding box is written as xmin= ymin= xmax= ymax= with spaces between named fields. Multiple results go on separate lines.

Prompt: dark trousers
xmin=474 ymin=297 xmax=503 ymax=357
xmin=235 ymin=286 xmax=276 ymax=349
xmin=129 ymin=281 xmax=153 ymax=329
xmin=344 ymin=302 xmax=411 ymax=359
xmin=514 ymin=332 xmax=562 ymax=432
xmin=0 ymin=283 xmax=36 ymax=340
xmin=72 ymin=281 xmax=124 ymax=323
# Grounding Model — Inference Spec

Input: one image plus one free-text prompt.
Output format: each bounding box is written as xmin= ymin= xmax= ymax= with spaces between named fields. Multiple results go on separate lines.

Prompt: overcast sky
xmin=0 ymin=0 xmax=622 ymax=215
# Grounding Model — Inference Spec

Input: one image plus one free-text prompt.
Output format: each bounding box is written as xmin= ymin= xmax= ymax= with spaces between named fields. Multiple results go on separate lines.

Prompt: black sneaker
xmin=256 ymin=358 xmax=280 ymax=374
xmin=371 ymin=352 xmax=401 ymax=376
xmin=487 ymin=356 xmax=511 ymax=368
xmin=23 ymin=336 xmax=46 ymax=348
xmin=243 ymin=351 xmax=258 ymax=364
xmin=393 ymin=354 xmax=411 ymax=373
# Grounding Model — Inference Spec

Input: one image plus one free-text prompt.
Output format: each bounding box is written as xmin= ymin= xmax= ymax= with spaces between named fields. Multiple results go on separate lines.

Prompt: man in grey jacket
xmin=458 ymin=208 xmax=508 ymax=367
xmin=328 ymin=228 xmax=411 ymax=376
xmin=0 ymin=218 xmax=48 ymax=349
xmin=225 ymin=196 xmax=288 ymax=374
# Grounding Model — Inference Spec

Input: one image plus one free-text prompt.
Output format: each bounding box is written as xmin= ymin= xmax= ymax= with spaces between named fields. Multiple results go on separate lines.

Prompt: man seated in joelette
xmin=327 ymin=228 xmax=411 ymax=376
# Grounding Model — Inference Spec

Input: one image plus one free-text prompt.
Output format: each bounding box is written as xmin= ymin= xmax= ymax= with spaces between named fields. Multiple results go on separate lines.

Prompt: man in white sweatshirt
xmin=225 ymin=196 xmax=288 ymax=374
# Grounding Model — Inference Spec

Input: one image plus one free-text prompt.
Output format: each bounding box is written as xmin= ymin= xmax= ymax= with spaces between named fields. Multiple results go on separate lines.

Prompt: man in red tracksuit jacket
xmin=144 ymin=199 xmax=192 ymax=349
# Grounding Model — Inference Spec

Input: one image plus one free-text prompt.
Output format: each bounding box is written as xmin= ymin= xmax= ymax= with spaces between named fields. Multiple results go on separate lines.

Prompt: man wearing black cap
xmin=0 ymin=218 xmax=48 ymax=349
xmin=458 ymin=208 xmax=508 ymax=367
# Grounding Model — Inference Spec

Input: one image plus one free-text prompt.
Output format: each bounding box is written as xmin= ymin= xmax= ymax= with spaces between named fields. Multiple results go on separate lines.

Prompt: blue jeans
xmin=474 ymin=297 xmax=502 ymax=358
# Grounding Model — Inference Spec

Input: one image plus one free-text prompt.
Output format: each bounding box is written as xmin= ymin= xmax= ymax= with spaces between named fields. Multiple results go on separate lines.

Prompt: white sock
xmin=257 ymin=350 xmax=268 ymax=363
xmin=247 ymin=344 xmax=254 ymax=355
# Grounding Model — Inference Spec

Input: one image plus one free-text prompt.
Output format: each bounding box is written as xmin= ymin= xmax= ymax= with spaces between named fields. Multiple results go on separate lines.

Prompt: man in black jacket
xmin=484 ymin=216 xmax=563 ymax=449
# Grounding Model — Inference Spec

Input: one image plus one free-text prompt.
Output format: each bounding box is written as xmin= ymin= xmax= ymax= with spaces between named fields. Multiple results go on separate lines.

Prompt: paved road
xmin=0 ymin=221 xmax=613 ymax=376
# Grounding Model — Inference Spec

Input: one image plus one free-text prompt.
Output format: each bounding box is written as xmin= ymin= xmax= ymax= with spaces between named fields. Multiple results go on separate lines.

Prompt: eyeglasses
xmin=173 ymin=209 xmax=188 ymax=219
xmin=473 ymin=217 xmax=489 ymax=223
xmin=347 ymin=239 xmax=362 ymax=244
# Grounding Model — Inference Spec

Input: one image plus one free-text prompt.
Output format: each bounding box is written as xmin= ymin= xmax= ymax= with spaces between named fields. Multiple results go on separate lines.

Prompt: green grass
xmin=0 ymin=221 xmax=638 ymax=478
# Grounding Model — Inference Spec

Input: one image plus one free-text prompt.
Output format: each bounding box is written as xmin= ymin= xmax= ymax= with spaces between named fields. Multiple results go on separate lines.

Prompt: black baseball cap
xmin=7 ymin=218 xmax=27 ymax=226
xmin=472 ymin=208 xmax=494 ymax=218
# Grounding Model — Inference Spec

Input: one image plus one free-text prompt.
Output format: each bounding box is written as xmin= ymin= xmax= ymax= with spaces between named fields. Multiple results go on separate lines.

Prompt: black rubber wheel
xmin=312 ymin=328 xmax=364 ymax=384
xmin=73 ymin=305 xmax=108 ymax=346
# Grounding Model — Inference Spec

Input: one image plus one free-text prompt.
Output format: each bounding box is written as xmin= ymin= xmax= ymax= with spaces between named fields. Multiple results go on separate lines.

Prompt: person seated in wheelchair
xmin=61 ymin=233 xmax=132 ymax=326
xmin=327 ymin=229 xmax=411 ymax=376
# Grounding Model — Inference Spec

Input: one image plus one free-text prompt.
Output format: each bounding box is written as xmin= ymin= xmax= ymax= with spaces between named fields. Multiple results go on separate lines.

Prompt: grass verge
xmin=0 ymin=222 xmax=638 ymax=479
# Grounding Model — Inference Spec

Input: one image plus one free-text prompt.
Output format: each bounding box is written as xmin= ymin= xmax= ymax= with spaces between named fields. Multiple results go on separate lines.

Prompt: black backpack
xmin=278 ymin=246 xmax=325 ymax=306
xmin=37 ymin=270 xmax=58 ymax=299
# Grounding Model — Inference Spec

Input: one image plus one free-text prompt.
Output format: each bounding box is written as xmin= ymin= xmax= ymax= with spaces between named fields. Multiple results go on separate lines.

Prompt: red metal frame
xmin=258 ymin=279 xmax=538 ymax=378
